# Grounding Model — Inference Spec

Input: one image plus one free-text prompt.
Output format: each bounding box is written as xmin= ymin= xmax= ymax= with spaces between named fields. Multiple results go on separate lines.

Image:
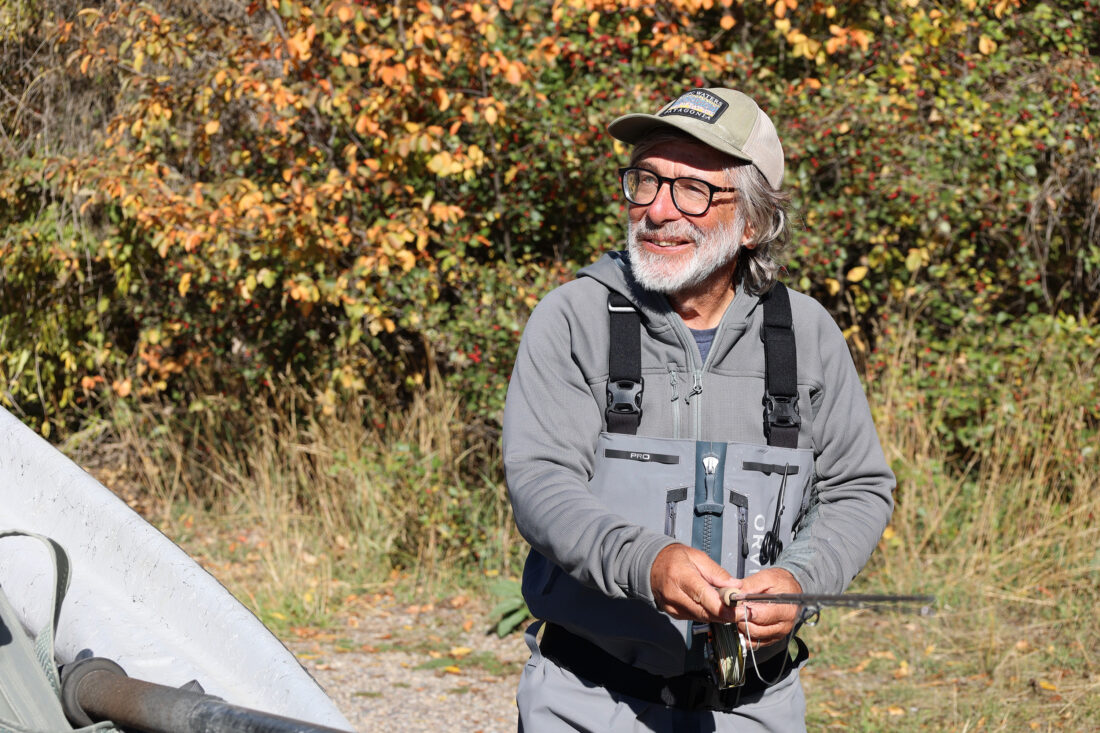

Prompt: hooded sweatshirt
xmin=503 ymin=251 xmax=894 ymax=675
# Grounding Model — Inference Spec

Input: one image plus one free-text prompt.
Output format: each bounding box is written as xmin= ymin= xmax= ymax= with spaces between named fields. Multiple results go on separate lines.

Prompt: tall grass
xmin=805 ymin=311 xmax=1100 ymax=730
xmin=80 ymin=383 xmax=522 ymax=622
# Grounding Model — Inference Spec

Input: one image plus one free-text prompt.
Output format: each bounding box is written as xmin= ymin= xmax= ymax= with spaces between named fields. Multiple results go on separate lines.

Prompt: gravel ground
xmin=289 ymin=593 xmax=530 ymax=732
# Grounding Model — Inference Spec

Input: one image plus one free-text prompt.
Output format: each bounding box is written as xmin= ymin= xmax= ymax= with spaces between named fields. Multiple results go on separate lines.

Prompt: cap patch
xmin=658 ymin=89 xmax=728 ymax=124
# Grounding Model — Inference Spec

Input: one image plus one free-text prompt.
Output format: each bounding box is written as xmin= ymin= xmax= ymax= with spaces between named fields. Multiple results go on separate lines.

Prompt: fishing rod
xmin=703 ymin=589 xmax=936 ymax=690
xmin=719 ymin=589 xmax=937 ymax=615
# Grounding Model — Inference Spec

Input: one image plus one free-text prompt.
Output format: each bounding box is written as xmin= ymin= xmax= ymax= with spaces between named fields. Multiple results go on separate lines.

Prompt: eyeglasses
xmin=618 ymin=167 xmax=738 ymax=216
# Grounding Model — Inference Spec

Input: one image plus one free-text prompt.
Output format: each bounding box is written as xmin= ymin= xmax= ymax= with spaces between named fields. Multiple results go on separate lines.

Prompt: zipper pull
xmin=685 ymin=372 xmax=703 ymax=404
xmin=697 ymin=453 xmax=723 ymax=515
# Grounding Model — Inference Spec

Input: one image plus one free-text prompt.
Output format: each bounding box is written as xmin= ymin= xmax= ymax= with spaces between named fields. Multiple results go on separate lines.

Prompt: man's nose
xmin=644 ymin=181 xmax=682 ymax=224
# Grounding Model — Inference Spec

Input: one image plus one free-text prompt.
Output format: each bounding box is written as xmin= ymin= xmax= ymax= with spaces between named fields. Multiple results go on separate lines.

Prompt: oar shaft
xmin=62 ymin=659 xmax=347 ymax=733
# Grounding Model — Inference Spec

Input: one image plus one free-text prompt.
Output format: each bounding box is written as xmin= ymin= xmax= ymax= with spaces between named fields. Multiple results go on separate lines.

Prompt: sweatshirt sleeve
xmin=774 ymin=301 xmax=896 ymax=596
xmin=502 ymin=287 xmax=676 ymax=604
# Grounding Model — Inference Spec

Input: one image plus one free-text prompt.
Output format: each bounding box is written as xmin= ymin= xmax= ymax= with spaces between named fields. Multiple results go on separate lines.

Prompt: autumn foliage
xmin=1 ymin=0 xmax=1098 ymax=435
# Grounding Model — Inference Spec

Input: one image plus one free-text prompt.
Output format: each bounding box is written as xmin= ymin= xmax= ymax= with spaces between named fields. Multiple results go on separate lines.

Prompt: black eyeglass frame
xmin=618 ymin=166 xmax=738 ymax=216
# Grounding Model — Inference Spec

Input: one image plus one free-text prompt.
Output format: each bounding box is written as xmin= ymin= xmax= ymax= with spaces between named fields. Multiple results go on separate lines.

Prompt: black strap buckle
xmin=763 ymin=394 xmax=801 ymax=432
xmin=607 ymin=378 xmax=644 ymax=417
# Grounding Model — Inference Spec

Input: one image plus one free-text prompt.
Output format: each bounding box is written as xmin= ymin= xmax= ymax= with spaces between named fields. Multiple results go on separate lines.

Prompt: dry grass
xmin=77 ymin=384 xmax=520 ymax=625
xmin=800 ymin=320 xmax=1100 ymax=730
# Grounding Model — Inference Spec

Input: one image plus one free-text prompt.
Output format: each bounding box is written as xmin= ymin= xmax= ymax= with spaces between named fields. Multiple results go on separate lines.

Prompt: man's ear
xmin=741 ymin=223 xmax=757 ymax=250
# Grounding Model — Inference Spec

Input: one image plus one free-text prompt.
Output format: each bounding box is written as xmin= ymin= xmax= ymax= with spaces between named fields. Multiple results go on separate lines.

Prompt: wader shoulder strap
xmin=606 ymin=292 xmax=643 ymax=435
xmin=760 ymin=284 xmax=801 ymax=448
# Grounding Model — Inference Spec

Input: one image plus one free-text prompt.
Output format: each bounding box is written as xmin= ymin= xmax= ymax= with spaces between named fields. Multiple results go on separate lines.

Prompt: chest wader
xmin=595 ymin=285 xmax=813 ymax=686
xmin=523 ymin=285 xmax=813 ymax=692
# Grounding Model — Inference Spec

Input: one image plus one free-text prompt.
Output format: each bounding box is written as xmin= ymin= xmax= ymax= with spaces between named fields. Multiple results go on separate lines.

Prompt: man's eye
xmin=678 ymin=180 xmax=710 ymax=198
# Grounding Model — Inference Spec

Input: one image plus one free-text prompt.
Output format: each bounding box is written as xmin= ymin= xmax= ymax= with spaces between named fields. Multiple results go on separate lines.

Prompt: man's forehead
xmin=634 ymin=138 xmax=743 ymax=173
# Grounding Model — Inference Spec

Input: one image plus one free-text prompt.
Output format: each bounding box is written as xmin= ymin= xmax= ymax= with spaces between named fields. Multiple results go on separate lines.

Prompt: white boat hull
xmin=0 ymin=407 xmax=353 ymax=731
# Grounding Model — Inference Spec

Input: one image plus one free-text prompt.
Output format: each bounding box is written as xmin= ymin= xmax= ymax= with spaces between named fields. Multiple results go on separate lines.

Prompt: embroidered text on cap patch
xmin=659 ymin=89 xmax=729 ymax=124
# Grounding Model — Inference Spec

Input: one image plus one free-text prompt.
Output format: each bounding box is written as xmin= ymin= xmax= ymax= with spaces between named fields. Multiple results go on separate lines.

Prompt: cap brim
xmin=607 ymin=113 xmax=755 ymax=167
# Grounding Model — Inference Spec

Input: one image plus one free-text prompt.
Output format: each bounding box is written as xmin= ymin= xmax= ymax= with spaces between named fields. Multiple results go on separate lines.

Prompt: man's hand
xmin=650 ymin=544 xmax=737 ymax=624
xmin=723 ymin=567 xmax=803 ymax=647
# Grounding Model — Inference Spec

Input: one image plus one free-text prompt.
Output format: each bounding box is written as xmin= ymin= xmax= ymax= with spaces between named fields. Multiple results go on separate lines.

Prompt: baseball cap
xmin=607 ymin=88 xmax=785 ymax=190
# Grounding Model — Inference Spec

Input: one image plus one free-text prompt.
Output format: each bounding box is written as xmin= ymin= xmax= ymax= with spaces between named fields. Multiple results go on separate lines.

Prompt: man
xmin=503 ymin=87 xmax=895 ymax=732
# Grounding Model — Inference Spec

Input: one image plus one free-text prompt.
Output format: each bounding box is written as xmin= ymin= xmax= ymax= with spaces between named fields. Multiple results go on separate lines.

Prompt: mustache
xmin=629 ymin=218 xmax=705 ymax=244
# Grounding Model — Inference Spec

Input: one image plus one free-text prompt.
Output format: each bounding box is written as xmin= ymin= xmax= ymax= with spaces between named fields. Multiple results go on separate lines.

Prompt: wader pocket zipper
xmin=728 ymin=491 xmax=749 ymax=579
xmin=664 ymin=487 xmax=689 ymax=537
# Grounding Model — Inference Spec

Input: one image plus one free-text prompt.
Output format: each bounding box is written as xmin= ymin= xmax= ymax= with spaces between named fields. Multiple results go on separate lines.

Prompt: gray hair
xmin=629 ymin=131 xmax=791 ymax=294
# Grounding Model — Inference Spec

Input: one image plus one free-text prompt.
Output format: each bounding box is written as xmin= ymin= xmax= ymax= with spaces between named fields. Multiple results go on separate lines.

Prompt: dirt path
xmin=288 ymin=593 xmax=529 ymax=732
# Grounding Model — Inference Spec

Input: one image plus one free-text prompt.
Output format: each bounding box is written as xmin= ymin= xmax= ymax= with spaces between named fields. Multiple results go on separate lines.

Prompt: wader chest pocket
xmin=589 ymin=435 xmax=693 ymax=547
xmin=730 ymin=452 xmax=814 ymax=576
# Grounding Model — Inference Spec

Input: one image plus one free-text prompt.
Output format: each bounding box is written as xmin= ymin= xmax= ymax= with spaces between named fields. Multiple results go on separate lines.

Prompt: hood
xmin=577 ymin=251 xmax=675 ymax=327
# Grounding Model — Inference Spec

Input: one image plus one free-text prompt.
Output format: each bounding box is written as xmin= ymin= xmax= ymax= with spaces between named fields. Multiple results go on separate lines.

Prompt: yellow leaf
xmin=337 ymin=4 xmax=353 ymax=23
xmin=205 ymin=119 xmax=220 ymax=135
xmin=483 ymin=105 xmax=498 ymax=125
xmin=881 ymin=525 xmax=896 ymax=540
xmin=505 ymin=62 xmax=522 ymax=86
xmin=178 ymin=272 xmax=192 ymax=296
xmin=443 ymin=665 xmax=461 ymax=674
xmin=978 ymin=35 xmax=997 ymax=55
xmin=112 ymin=379 xmax=132 ymax=398
xmin=395 ymin=249 xmax=416 ymax=272
xmin=847 ymin=265 xmax=868 ymax=282
xmin=588 ymin=11 xmax=600 ymax=29
xmin=450 ymin=646 xmax=472 ymax=658
xmin=433 ymin=87 xmax=450 ymax=112
xmin=825 ymin=278 xmax=840 ymax=296
xmin=1038 ymin=679 xmax=1057 ymax=691
xmin=888 ymin=706 xmax=905 ymax=716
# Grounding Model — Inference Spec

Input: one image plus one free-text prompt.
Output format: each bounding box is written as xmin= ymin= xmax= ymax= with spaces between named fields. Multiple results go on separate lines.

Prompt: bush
xmin=2 ymin=0 xmax=1097 ymax=446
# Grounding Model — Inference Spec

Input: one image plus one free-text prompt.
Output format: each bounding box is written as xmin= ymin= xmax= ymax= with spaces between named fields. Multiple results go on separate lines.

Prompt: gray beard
xmin=626 ymin=217 xmax=744 ymax=295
